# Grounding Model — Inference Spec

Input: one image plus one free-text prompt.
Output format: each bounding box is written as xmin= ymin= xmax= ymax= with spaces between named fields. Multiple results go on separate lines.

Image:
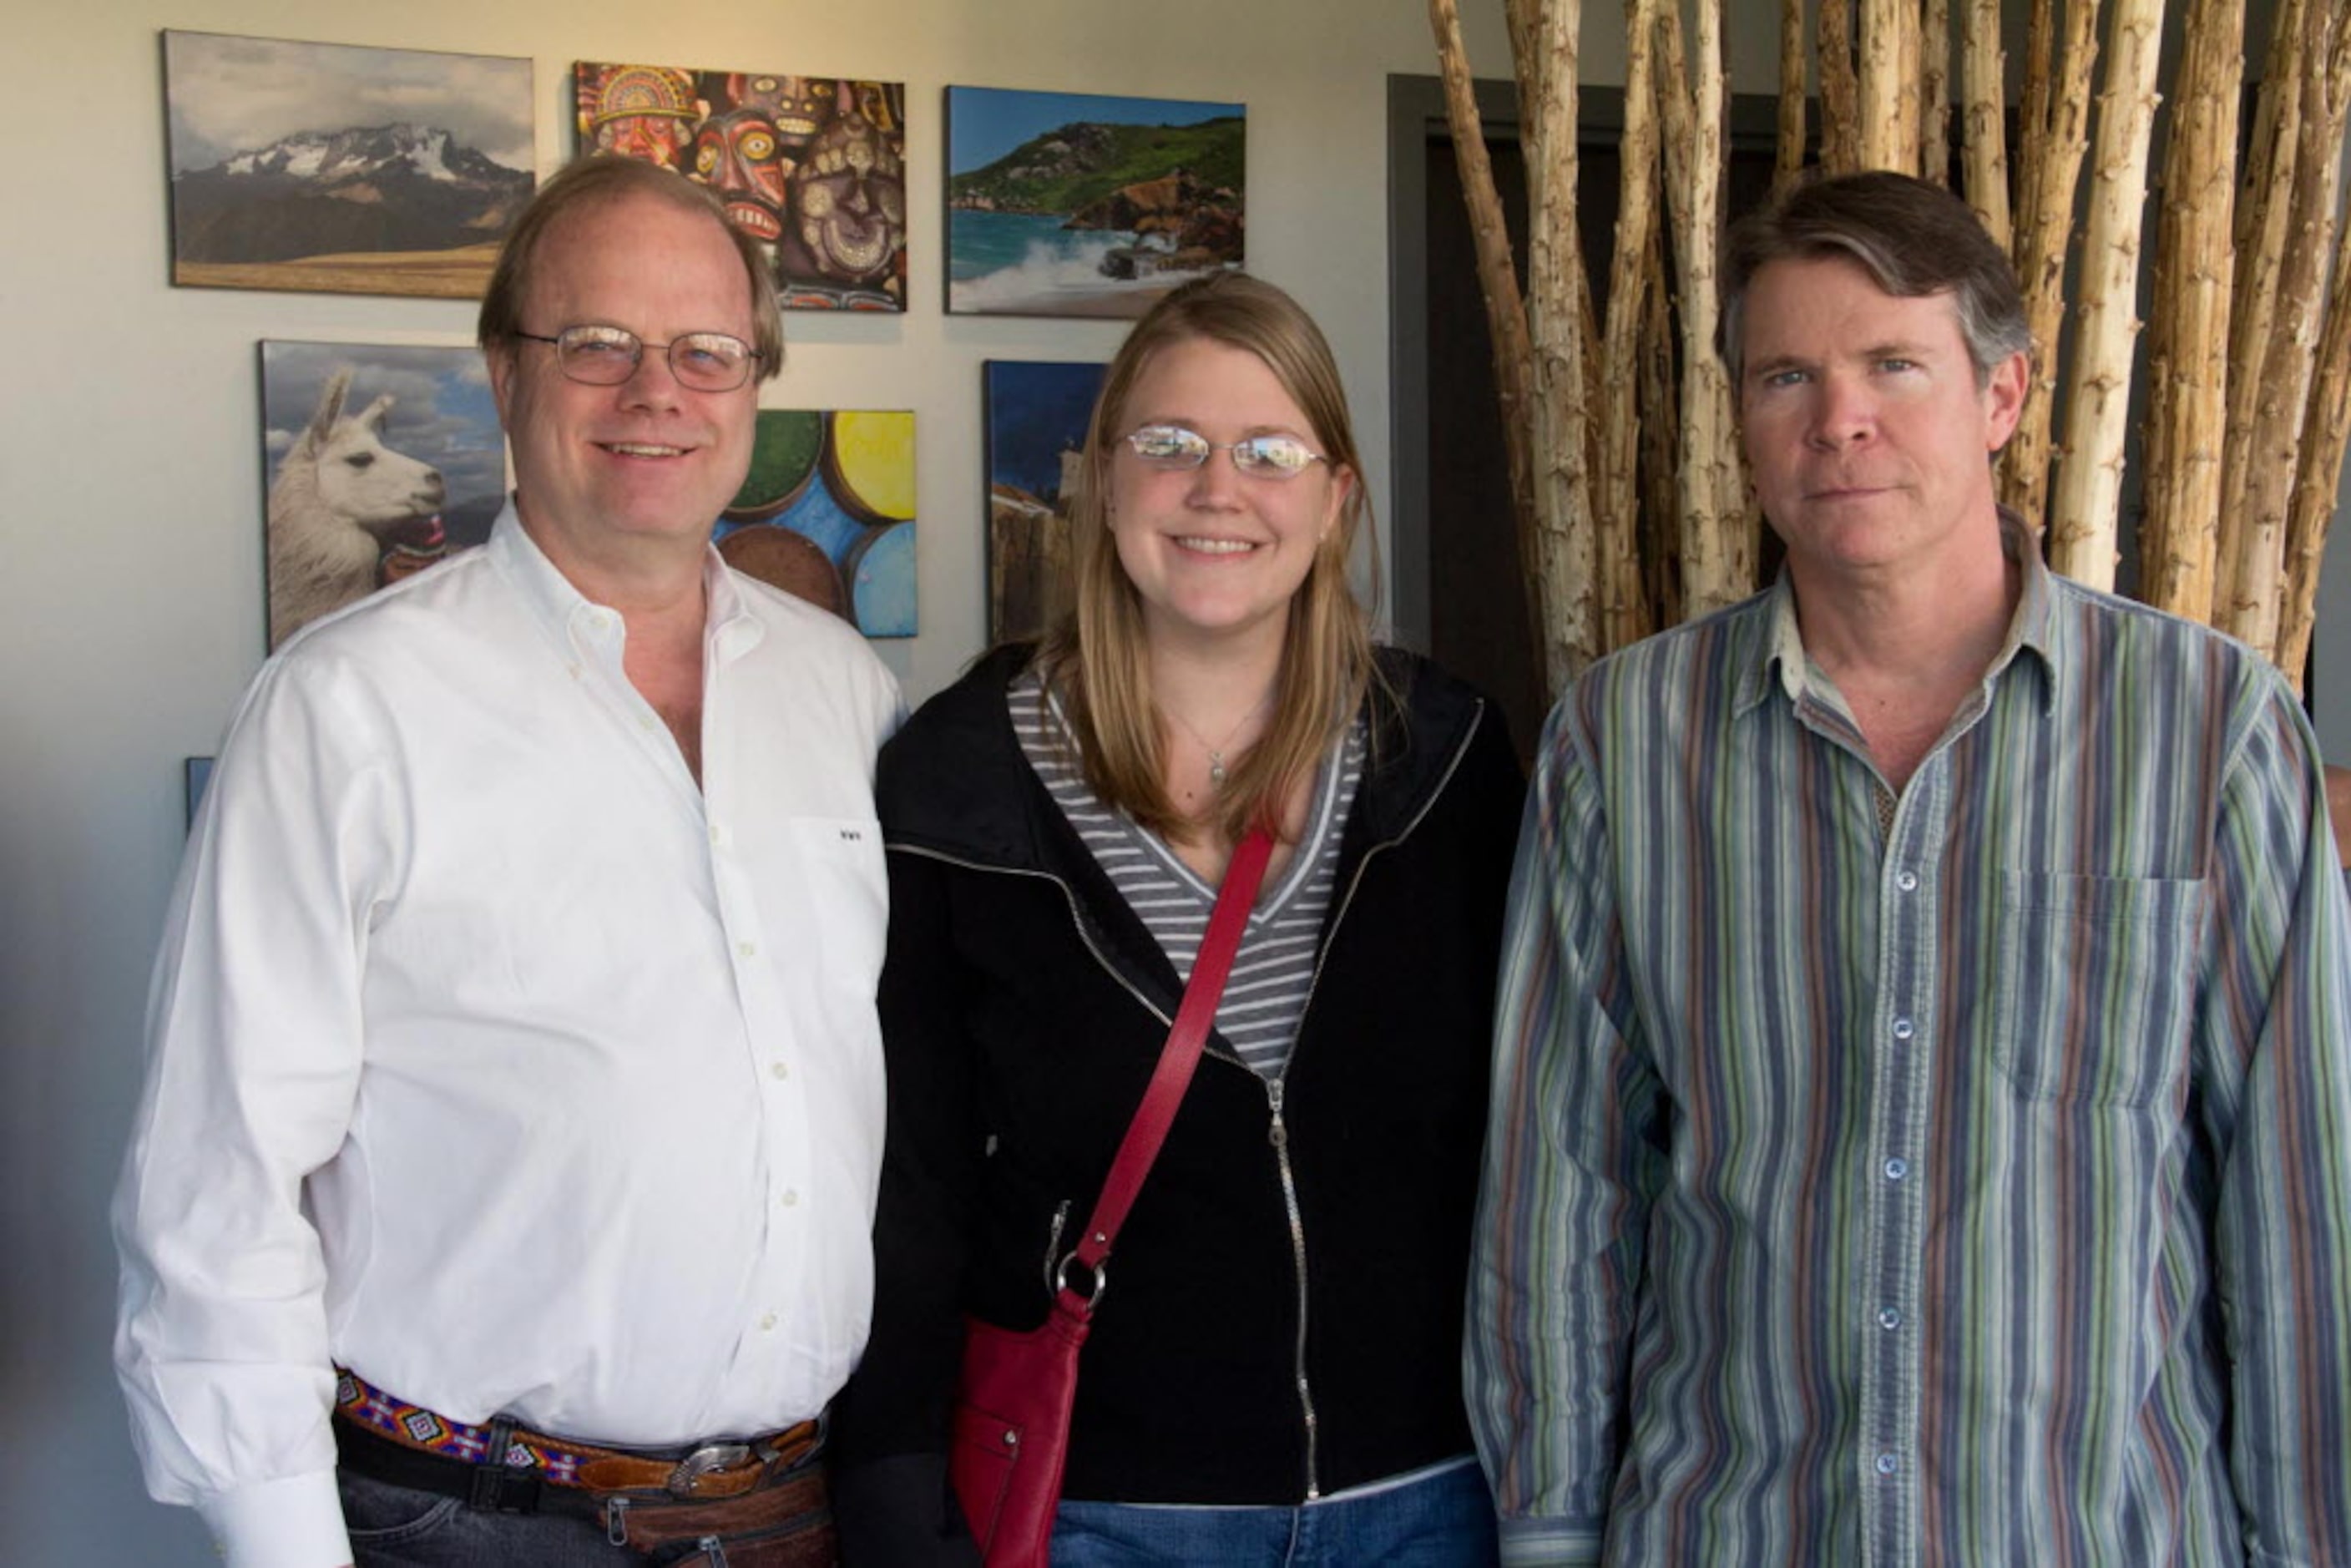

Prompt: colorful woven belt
xmin=333 ymin=1367 xmax=817 ymax=1495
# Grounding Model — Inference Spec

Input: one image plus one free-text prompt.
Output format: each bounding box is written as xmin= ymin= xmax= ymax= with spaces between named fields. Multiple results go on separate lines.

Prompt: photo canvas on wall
xmin=946 ymin=87 xmax=1244 ymax=318
xmin=164 ymin=32 xmax=533 ymax=298
xmin=719 ymin=411 xmax=917 ymax=636
xmin=577 ymin=63 xmax=908 ymax=311
xmin=259 ymin=341 xmax=507 ymax=650
xmin=984 ymin=360 xmax=1105 ymax=642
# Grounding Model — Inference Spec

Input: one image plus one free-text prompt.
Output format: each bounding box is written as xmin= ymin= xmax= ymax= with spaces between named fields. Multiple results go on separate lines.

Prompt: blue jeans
xmin=1049 ymin=1458 xmax=1499 ymax=1566
xmin=339 ymin=1469 xmax=640 ymax=1566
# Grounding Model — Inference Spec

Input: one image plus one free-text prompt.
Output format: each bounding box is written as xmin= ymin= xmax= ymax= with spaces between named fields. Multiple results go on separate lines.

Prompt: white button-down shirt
xmin=114 ymin=505 xmax=902 ymax=1568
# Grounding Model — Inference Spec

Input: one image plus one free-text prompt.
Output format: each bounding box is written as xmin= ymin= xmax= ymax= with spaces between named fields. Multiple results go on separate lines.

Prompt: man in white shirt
xmin=114 ymin=154 xmax=902 ymax=1568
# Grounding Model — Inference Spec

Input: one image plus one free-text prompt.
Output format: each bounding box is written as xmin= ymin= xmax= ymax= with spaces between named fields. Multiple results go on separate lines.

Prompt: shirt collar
xmin=1737 ymin=506 xmax=2060 ymax=718
xmin=484 ymin=497 xmax=758 ymax=659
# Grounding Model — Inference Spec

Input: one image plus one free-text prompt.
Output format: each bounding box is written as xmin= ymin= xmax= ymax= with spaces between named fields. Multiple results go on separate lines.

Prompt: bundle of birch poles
xmin=1428 ymin=0 xmax=2351 ymax=711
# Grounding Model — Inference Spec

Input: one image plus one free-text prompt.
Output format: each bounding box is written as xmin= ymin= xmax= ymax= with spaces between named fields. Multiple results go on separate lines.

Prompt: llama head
xmin=286 ymin=369 xmax=448 ymax=545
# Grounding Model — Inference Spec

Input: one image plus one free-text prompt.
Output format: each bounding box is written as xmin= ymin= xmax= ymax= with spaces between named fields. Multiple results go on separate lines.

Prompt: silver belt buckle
xmin=668 ymin=1442 xmax=752 ymax=1496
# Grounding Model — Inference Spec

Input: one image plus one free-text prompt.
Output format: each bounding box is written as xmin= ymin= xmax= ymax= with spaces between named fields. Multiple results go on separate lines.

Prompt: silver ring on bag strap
xmin=1054 ymin=1249 xmax=1108 ymax=1308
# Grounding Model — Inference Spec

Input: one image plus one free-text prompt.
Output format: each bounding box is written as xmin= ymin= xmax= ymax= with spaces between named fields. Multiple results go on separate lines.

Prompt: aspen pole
xmin=1656 ymin=0 xmax=1750 ymax=617
xmin=2002 ymin=0 xmax=2103 ymax=528
xmin=1961 ymin=0 xmax=2013 ymax=250
xmin=1428 ymin=0 xmax=1548 ymax=679
xmin=2138 ymin=0 xmax=2244 ymax=621
xmin=1638 ymin=215 xmax=1684 ymax=633
xmin=1601 ymin=0 xmax=1666 ymax=652
xmin=2217 ymin=0 xmax=2308 ymax=620
xmin=1777 ymin=0 xmax=1809 ymax=192
xmin=2046 ymin=0 xmax=2165 ymax=589
xmin=2279 ymin=205 xmax=2351 ymax=689
xmin=2224 ymin=4 xmax=2348 ymax=655
xmin=1523 ymin=0 xmax=1603 ymax=688
xmin=1923 ymin=0 xmax=1954 ymax=184
xmin=1857 ymin=0 xmax=1923 ymax=173
xmin=1820 ymin=0 xmax=1862 ymax=173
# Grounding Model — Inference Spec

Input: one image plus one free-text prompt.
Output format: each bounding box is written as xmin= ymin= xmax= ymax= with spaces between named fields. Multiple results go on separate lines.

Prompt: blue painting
xmin=946 ymin=87 xmax=1244 ymax=318
xmin=984 ymin=360 xmax=1105 ymax=640
xmin=715 ymin=410 xmax=917 ymax=637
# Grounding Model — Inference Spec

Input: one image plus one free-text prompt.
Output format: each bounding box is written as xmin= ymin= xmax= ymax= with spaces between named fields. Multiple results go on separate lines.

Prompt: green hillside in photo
xmin=948 ymin=116 xmax=1244 ymax=215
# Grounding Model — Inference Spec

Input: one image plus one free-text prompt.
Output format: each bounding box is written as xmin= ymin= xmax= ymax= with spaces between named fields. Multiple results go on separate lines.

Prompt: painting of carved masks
xmin=946 ymin=87 xmax=1244 ymax=317
xmin=259 ymin=341 xmax=507 ymax=650
xmin=576 ymin=63 xmax=908 ymax=312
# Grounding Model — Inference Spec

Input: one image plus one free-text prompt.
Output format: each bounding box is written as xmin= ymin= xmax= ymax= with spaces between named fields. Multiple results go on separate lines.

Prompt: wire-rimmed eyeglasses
xmin=513 ymin=324 xmax=762 ymax=393
xmin=1120 ymin=422 xmax=1329 ymax=480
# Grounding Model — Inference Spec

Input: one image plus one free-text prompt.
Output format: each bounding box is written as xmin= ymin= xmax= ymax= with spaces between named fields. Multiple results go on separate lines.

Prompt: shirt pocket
xmin=1991 ymin=869 xmax=2206 ymax=1106
xmin=786 ymin=817 xmax=887 ymax=996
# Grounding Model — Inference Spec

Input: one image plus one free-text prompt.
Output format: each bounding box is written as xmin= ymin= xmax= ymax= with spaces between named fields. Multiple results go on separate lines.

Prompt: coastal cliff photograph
xmin=945 ymin=87 xmax=1243 ymax=317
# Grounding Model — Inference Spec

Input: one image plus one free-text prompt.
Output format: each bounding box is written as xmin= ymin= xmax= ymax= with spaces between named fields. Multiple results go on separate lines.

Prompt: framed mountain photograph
xmin=946 ymin=87 xmax=1244 ymax=317
xmin=163 ymin=32 xmax=534 ymax=298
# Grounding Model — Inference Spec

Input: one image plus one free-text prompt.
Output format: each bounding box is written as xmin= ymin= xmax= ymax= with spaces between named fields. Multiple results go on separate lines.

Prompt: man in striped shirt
xmin=1469 ymin=170 xmax=2351 ymax=1566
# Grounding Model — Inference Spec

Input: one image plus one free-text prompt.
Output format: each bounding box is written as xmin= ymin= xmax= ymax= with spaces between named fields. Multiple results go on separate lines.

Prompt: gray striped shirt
xmin=1010 ymin=672 xmax=1363 ymax=1075
xmin=1470 ymin=547 xmax=2351 ymax=1565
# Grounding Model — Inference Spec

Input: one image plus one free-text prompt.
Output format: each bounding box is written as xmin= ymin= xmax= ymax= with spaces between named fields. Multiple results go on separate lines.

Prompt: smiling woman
xmin=828 ymin=273 xmax=1524 ymax=1566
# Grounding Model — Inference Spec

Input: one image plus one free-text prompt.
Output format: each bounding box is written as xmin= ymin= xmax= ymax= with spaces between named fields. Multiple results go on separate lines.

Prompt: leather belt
xmin=333 ymin=1367 xmax=822 ymax=1509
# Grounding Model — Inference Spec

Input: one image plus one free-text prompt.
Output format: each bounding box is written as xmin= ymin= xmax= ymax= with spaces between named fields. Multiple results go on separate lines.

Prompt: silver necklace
xmin=1164 ymin=695 xmax=1270 ymax=790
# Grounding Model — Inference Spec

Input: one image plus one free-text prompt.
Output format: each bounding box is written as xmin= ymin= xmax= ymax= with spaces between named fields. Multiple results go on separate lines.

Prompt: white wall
xmin=0 ymin=3 xmax=1515 ymax=1562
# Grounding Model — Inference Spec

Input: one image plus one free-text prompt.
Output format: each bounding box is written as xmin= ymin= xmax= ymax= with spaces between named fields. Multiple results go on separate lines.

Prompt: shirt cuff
xmin=196 ymin=1469 xmax=353 ymax=1568
xmin=1498 ymin=1514 xmax=1604 ymax=1567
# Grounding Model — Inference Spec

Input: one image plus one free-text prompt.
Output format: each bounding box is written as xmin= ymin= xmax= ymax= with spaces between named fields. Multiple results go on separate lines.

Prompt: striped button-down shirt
xmin=1469 ymin=549 xmax=2351 ymax=1566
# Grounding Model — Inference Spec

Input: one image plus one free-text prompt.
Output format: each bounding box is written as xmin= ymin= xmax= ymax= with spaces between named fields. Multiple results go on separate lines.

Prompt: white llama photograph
xmin=259 ymin=341 xmax=505 ymax=649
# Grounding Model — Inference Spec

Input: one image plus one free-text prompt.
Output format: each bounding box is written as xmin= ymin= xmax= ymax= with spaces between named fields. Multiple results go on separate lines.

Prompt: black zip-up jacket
xmin=831 ymin=645 xmax=1523 ymax=1556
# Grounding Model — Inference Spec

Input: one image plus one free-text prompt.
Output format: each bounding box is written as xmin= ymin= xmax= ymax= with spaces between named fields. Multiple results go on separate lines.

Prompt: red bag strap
xmin=1059 ymin=827 xmax=1274 ymax=1302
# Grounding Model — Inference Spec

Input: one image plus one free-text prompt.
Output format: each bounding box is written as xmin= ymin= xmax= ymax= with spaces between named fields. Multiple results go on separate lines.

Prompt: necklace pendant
xmin=1208 ymin=753 xmax=1227 ymax=789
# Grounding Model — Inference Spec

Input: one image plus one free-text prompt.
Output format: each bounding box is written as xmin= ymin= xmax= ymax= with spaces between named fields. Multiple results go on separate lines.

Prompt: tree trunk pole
xmin=1820 ymin=0 xmax=1862 ymax=173
xmin=1427 ymin=0 xmax=1548 ymax=682
xmin=2001 ymin=0 xmax=2102 ymax=528
xmin=1524 ymin=0 xmax=1602 ymax=690
xmin=2227 ymin=4 xmax=2349 ymax=657
xmin=1961 ymin=0 xmax=2013 ymax=249
xmin=2217 ymin=0 xmax=2309 ymax=622
xmin=2047 ymin=0 xmax=2165 ymax=589
xmin=2137 ymin=0 xmax=2242 ymax=621
xmin=1602 ymin=0 xmax=1666 ymax=653
xmin=1922 ymin=0 xmax=1954 ymax=184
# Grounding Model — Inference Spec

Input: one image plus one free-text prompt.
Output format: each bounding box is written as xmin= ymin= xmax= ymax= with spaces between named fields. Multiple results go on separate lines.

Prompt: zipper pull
xmin=1041 ymin=1198 xmax=1071 ymax=1297
xmin=1267 ymin=1080 xmax=1287 ymax=1150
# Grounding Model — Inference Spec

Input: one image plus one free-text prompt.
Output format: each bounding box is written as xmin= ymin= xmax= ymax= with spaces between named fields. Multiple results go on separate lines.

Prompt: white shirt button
xmin=1876 ymin=1453 xmax=1899 ymax=1476
xmin=780 ymin=1189 xmax=799 ymax=1207
xmin=1878 ymin=1308 xmax=1901 ymax=1330
xmin=1892 ymin=1017 xmax=1915 ymax=1041
xmin=1884 ymin=1157 xmax=1909 ymax=1181
xmin=738 ymin=941 xmax=756 ymax=959
xmin=771 ymin=1061 xmax=789 ymax=1080
xmin=759 ymin=1312 xmax=778 ymax=1333
xmin=1895 ymin=870 xmax=1919 ymax=893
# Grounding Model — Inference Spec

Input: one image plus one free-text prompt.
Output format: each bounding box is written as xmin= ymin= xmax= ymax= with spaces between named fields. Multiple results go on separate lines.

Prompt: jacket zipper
xmin=1257 ymin=700 xmax=1485 ymax=1503
xmin=895 ymin=695 xmax=1485 ymax=1507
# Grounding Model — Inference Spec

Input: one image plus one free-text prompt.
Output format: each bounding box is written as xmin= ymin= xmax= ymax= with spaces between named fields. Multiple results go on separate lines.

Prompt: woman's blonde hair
xmin=1037 ymin=271 xmax=1383 ymax=845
